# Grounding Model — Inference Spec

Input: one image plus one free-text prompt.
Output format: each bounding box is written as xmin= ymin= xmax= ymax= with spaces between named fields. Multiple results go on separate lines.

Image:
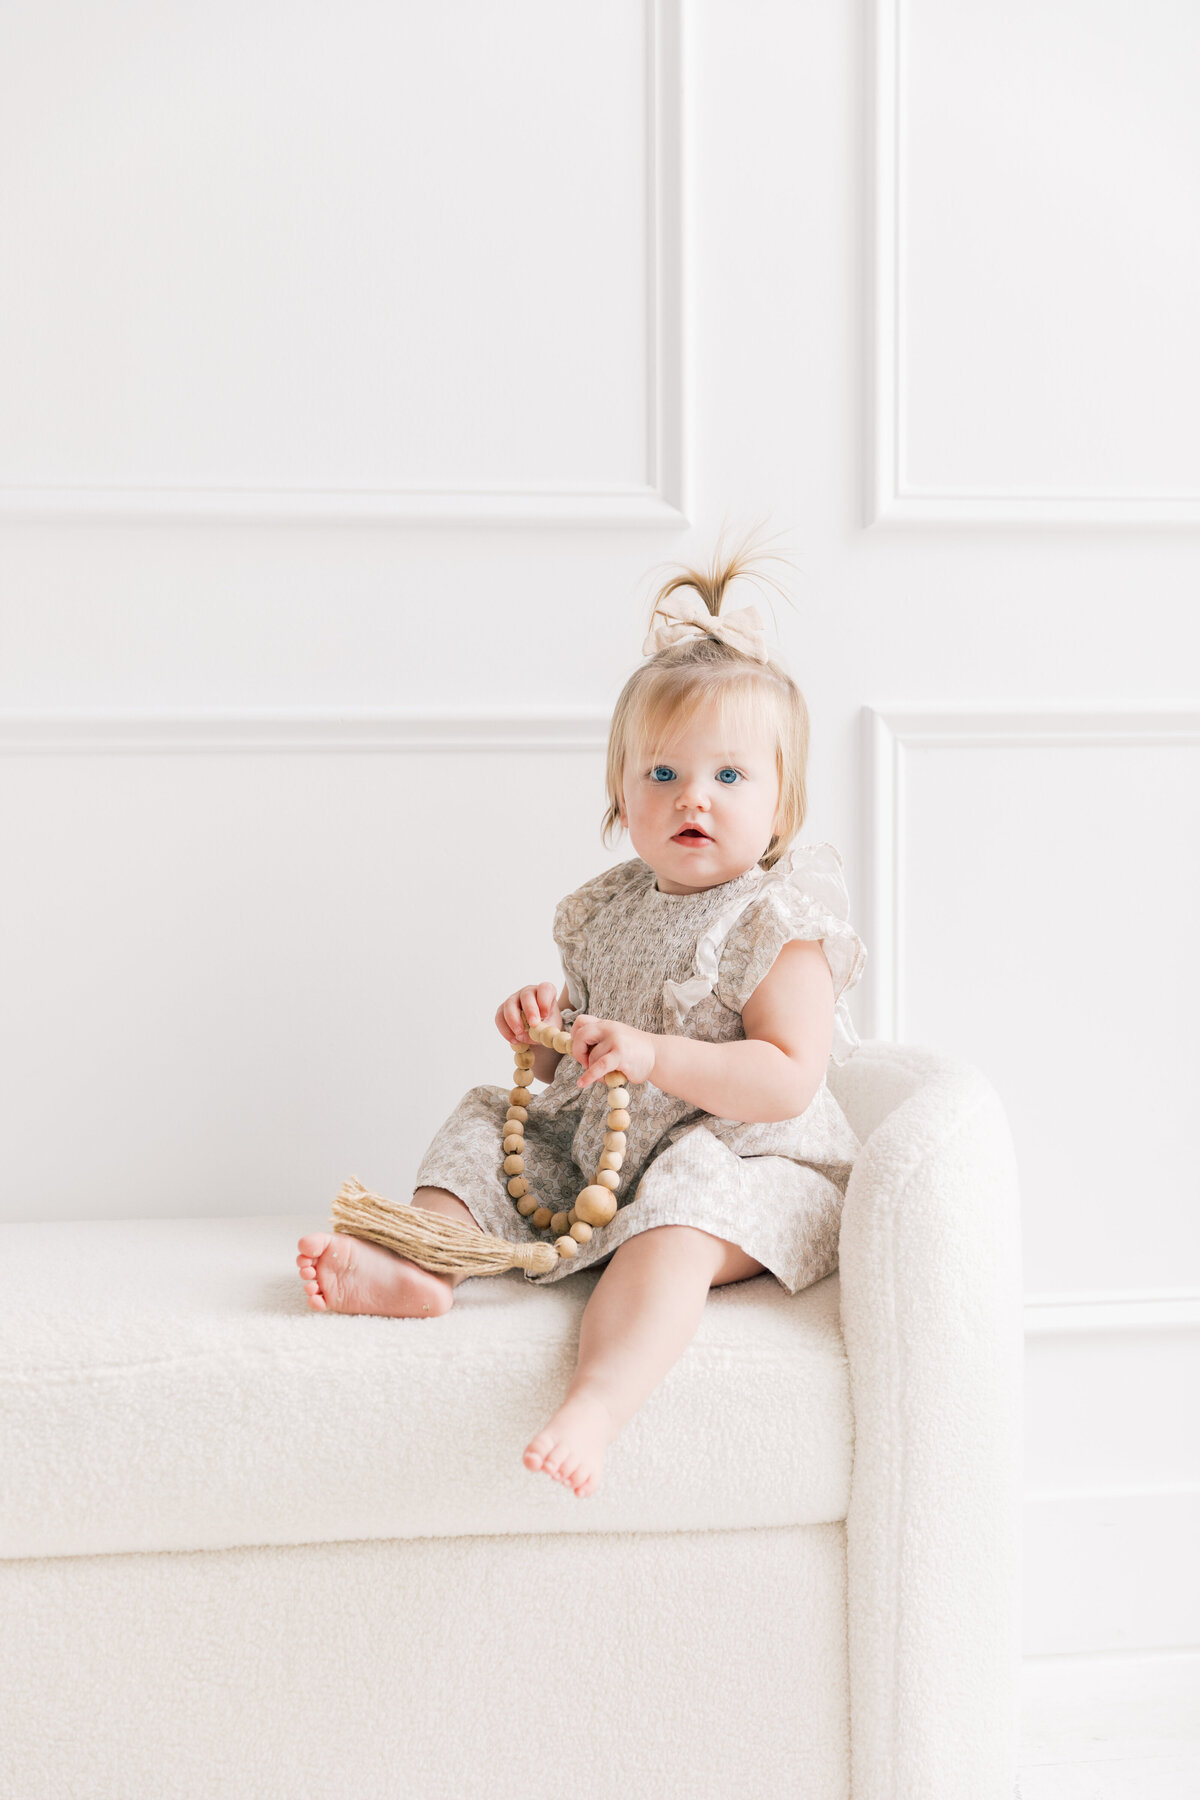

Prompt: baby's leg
xmin=524 ymin=1225 xmax=763 ymax=1497
xmin=296 ymin=1186 xmax=478 ymax=1318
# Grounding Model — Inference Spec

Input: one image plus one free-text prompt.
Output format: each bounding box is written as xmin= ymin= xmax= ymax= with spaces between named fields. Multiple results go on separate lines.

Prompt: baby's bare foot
xmin=523 ymin=1392 xmax=618 ymax=1498
xmin=296 ymin=1232 xmax=453 ymax=1319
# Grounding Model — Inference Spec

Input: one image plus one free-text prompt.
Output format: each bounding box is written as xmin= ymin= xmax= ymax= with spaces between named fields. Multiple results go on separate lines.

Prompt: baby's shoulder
xmin=712 ymin=843 xmax=867 ymax=1056
xmin=554 ymin=857 xmax=651 ymax=925
xmin=553 ymin=859 xmax=652 ymax=1000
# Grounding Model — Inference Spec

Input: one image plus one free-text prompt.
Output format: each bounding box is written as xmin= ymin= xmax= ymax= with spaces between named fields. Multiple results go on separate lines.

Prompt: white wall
xmin=1 ymin=0 xmax=1197 ymax=1664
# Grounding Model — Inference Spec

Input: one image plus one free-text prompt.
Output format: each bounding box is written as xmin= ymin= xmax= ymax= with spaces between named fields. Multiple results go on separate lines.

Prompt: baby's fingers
xmin=577 ymin=1049 xmax=625 ymax=1090
xmin=518 ymin=984 xmax=555 ymax=1033
xmin=496 ymin=997 xmax=526 ymax=1044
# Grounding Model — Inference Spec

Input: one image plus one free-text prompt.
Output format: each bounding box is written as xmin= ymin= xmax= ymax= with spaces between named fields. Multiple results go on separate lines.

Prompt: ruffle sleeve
xmin=552 ymin=858 xmax=650 ymax=1015
xmin=662 ymin=842 xmax=867 ymax=1064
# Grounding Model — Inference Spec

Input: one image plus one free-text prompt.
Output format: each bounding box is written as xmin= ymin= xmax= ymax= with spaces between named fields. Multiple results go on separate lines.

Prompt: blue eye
xmin=650 ymin=766 xmax=675 ymax=782
xmin=716 ymin=768 xmax=741 ymax=784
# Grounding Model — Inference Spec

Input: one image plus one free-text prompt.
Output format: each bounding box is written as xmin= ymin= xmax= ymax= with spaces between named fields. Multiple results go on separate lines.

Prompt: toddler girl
xmin=296 ymin=544 xmax=866 ymax=1499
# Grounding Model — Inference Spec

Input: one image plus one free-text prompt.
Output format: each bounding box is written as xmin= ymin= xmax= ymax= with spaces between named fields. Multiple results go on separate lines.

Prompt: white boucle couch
xmin=0 ymin=1041 xmax=1022 ymax=1800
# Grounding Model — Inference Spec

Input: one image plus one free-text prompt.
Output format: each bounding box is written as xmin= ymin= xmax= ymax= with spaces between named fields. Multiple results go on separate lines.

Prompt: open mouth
xmin=672 ymin=827 xmax=712 ymax=843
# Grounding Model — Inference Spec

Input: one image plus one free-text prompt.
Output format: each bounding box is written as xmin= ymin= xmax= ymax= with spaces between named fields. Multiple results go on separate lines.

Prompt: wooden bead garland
xmin=506 ymin=1018 xmax=632 ymax=1261
xmin=328 ymin=1018 xmax=636 ymax=1281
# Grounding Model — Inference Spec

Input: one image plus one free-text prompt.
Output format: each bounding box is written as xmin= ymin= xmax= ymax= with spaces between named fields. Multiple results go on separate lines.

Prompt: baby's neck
xmin=650 ymin=862 xmax=759 ymax=896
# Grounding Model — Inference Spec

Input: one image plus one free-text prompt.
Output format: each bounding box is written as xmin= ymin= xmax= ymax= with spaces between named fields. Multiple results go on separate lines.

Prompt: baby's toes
xmin=295 ymin=1258 xmax=327 ymax=1309
xmin=542 ymin=1443 xmax=570 ymax=1480
xmin=555 ymin=1448 xmax=583 ymax=1487
xmin=523 ymin=1432 xmax=554 ymax=1473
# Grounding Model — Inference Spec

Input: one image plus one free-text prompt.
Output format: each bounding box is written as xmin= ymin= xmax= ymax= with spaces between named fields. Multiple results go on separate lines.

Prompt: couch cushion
xmin=0 ymin=1215 xmax=852 ymax=1559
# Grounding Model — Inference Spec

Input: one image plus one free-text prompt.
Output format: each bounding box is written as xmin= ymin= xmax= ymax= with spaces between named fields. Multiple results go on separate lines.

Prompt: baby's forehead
xmin=635 ymin=728 xmax=775 ymax=762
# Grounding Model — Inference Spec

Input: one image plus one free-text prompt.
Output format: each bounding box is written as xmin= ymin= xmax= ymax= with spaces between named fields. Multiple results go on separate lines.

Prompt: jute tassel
xmin=332 ymin=1177 xmax=558 ymax=1276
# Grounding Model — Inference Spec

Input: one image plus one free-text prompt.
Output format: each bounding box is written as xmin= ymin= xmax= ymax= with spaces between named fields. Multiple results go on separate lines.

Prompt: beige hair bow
xmin=641 ymin=590 xmax=769 ymax=663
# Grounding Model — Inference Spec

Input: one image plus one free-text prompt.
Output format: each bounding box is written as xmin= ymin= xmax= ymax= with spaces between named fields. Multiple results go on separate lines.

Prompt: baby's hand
xmin=496 ymin=982 xmax=562 ymax=1048
xmin=571 ymin=1015 xmax=656 ymax=1090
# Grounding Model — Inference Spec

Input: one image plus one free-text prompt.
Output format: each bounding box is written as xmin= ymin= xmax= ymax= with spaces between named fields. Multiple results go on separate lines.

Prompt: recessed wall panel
xmin=0 ymin=734 xmax=621 ymax=1222
xmin=0 ymin=0 xmax=651 ymax=499
xmin=895 ymin=733 xmax=1199 ymax=1294
xmin=879 ymin=0 xmax=1200 ymax=514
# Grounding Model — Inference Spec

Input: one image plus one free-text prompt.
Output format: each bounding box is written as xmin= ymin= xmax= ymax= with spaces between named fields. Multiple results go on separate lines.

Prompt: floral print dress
xmin=413 ymin=842 xmax=867 ymax=1292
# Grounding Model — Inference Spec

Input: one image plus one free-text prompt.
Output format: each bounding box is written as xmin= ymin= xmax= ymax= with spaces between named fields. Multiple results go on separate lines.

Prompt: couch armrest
xmin=838 ymin=1046 xmax=1023 ymax=1800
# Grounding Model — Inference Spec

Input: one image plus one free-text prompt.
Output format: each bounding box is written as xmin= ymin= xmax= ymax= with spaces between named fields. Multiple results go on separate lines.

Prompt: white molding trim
xmin=1022 ymin=1644 xmax=1200 ymax=1666
xmin=0 ymin=485 xmax=690 ymax=527
xmin=868 ymin=0 xmax=1200 ymax=528
xmin=863 ymin=703 xmax=1200 ymax=1038
xmin=646 ymin=0 xmax=686 ymax=521
xmin=0 ymin=709 xmax=613 ymax=755
xmin=0 ymin=1 xmax=687 ymax=529
xmin=1024 ymin=1290 xmax=1200 ymax=1336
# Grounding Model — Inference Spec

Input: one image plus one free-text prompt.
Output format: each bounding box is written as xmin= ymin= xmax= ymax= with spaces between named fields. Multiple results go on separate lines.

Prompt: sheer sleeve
xmin=712 ymin=844 xmax=868 ymax=1063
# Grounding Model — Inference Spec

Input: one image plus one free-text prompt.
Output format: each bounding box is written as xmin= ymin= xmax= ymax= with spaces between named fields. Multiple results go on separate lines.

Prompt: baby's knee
xmin=617 ymin=1222 xmax=728 ymax=1268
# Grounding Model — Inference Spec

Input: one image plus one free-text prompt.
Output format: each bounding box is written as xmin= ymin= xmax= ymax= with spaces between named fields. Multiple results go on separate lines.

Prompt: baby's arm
xmin=575 ymin=939 xmax=834 ymax=1124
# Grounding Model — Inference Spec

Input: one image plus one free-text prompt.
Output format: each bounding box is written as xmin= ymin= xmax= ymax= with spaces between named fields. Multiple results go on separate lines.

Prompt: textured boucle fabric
xmin=0 ymin=1524 xmax=850 ymax=1800
xmin=0 ymin=1215 xmax=851 ymax=1560
xmin=2 ymin=1040 xmax=1022 ymax=1800
xmin=835 ymin=1042 xmax=1024 ymax=1800
xmin=415 ymin=841 xmax=865 ymax=1288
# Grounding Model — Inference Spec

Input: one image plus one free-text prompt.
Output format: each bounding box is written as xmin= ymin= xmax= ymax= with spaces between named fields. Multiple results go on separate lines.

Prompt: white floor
xmin=1017 ymin=1652 xmax=1200 ymax=1799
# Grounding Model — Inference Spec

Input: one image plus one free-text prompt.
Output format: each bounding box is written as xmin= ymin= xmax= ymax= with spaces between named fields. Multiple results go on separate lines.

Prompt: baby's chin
xmin=642 ymin=845 xmax=762 ymax=893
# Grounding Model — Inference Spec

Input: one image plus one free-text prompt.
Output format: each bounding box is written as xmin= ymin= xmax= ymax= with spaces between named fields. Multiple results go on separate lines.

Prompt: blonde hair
xmin=601 ymin=539 xmax=809 ymax=871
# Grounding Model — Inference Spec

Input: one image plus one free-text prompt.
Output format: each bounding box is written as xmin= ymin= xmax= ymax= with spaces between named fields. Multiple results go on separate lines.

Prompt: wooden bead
xmin=500 ymin=1036 xmax=635 ymax=1252
xmin=575 ymin=1186 xmax=618 ymax=1227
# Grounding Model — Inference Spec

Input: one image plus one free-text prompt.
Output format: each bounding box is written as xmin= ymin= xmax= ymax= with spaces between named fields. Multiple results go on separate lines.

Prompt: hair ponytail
xmin=645 ymin=529 xmax=793 ymax=632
